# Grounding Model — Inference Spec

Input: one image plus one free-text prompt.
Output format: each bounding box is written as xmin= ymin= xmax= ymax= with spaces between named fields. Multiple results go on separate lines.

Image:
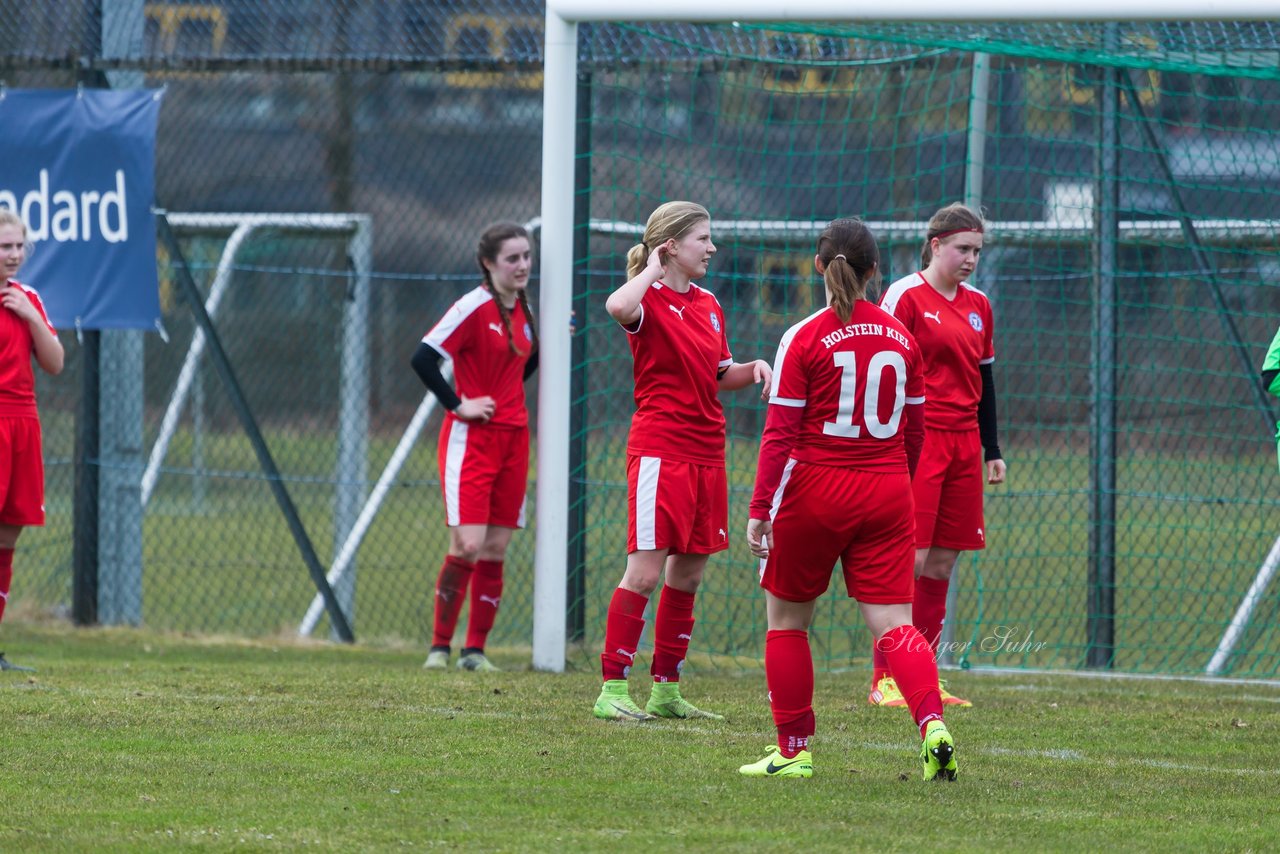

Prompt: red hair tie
xmin=932 ymin=227 xmax=983 ymax=240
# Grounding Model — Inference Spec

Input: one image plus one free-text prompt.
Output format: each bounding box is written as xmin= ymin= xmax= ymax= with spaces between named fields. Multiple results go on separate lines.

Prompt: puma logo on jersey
xmin=668 ymin=304 xmax=686 ymax=320
xmin=924 ymin=311 xmax=942 ymax=324
xmin=718 ymin=528 xmax=727 ymax=540
xmin=616 ymin=649 xmax=636 ymax=662
xmin=478 ymin=595 xmax=501 ymax=608
xmin=488 ymin=321 xmax=505 ymax=335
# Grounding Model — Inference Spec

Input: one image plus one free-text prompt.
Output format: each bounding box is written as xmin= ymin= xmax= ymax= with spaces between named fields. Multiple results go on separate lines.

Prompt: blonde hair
xmin=920 ymin=202 xmax=986 ymax=268
xmin=625 ymin=201 xmax=711 ymax=280
xmin=817 ymin=218 xmax=880 ymax=323
xmin=0 ymin=208 xmax=27 ymax=237
xmin=0 ymin=209 xmax=30 ymax=270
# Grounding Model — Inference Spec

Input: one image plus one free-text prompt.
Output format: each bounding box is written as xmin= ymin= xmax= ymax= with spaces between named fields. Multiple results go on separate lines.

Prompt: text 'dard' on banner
xmin=0 ymin=88 xmax=164 ymax=331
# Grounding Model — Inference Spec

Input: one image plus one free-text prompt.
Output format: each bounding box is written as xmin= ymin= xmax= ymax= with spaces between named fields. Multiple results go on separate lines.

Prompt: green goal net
xmin=563 ymin=21 xmax=1280 ymax=679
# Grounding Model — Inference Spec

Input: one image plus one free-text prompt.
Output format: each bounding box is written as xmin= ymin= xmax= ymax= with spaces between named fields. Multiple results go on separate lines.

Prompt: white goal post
xmin=533 ymin=0 xmax=1280 ymax=672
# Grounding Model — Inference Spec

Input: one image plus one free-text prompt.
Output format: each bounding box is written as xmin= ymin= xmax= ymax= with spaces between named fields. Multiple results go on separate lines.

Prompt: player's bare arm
xmin=1 ymin=286 xmax=63 ymax=375
xmin=605 ymin=244 xmax=669 ymax=325
xmin=717 ymin=359 xmax=772 ymax=400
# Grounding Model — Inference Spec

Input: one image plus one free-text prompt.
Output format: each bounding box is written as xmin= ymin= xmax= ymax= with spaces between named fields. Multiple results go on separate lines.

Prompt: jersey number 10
xmin=821 ymin=350 xmax=907 ymax=440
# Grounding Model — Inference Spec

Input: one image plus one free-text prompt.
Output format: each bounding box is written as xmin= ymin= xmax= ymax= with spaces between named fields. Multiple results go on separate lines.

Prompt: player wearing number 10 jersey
xmin=740 ymin=218 xmax=956 ymax=781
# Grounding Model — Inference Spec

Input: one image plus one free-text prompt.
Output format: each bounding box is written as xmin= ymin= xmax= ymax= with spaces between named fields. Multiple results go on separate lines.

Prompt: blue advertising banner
xmin=0 ymin=89 xmax=164 ymax=330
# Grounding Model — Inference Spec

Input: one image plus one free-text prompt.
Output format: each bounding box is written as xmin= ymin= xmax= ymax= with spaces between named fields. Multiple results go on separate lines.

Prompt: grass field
xmin=1 ymin=618 xmax=1277 ymax=851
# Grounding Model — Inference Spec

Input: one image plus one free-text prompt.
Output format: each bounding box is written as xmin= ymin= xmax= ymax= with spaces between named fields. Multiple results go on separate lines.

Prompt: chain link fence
xmin=5 ymin=4 xmax=1280 ymax=676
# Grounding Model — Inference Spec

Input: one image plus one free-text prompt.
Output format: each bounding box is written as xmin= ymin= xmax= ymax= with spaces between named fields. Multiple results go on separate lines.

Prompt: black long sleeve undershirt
xmin=410 ymin=342 xmax=540 ymax=412
xmin=978 ymin=361 xmax=1002 ymax=462
xmin=410 ymin=342 xmax=462 ymax=411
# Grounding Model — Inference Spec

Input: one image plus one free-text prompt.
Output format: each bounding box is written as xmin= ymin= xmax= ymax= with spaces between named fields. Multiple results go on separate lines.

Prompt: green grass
xmin=1 ymin=619 xmax=1277 ymax=851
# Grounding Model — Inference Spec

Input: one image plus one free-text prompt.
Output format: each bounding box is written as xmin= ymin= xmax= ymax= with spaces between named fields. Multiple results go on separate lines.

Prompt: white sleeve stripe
xmin=878 ymin=273 xmax=924 ymax=315
xmin=424 ymin=287 xmax=491 ymax=349
xmin=906 ymin=395 xmax=925 ymax=404
xmin=424 ymin=339 xmax=452 ymax=360
xmin=718 ymin=358 xmax=733 ymax=367
xmin=770 ymin=397 xmax=805 ymax=408
xmin=979 ymin=357 xmax=995 ymax=365
xmin=621 ymin=303 xmax=645 ymax=335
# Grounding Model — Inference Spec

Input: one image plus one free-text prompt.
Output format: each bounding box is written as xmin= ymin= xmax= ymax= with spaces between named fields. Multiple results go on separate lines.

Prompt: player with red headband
xmin=592 ymin=200 xmax=772 ymax=722
xmin=867 ymin=202 xmax=1006 ymax=709
xmin=0 ymin=209 xmax=65 ymax=673
xmin=739 ymin=217 xmax=957 ymax=781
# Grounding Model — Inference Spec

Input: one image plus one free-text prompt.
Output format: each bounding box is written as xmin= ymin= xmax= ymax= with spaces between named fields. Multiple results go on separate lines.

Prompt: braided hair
xmin=477 ymin=221 xmax=538 ymax=357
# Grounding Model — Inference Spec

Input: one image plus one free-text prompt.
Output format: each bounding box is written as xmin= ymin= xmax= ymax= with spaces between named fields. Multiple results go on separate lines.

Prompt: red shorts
xmin=760 ymin=462 xmax=914 ymax=604
xmin=438 ymin=419 xmax=529 ymax=528
xmin=913 ymin=427 xmax=986 ymax=551
xmin=0 ymin=416 xmax=46 ymax=527
xmin=626 ymin=455 xmax=729 ymax=555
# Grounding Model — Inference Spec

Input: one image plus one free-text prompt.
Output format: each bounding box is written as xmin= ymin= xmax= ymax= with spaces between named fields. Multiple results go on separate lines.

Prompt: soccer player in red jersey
xmin=867 ymin=203 xmax=1007 ymax=709
xmin=593 ymin=201 xmax=772 ymax=721
xmin=411 ymin=222 xmax=538 ymax=673
xmin=0 ymin=210 xmax=65 ymax=673
xmin=739 ymin=218 xmax=956 ymax=780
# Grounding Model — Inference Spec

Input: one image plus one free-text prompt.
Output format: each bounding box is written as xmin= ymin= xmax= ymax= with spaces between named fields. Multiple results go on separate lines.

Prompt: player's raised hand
xmin=746 ymin=518 xmax=772 ymax=559
xmin=456 ymin=395 xmax=496 ymax=423
xmin=646 ymin=241 xmax=671 ymax=276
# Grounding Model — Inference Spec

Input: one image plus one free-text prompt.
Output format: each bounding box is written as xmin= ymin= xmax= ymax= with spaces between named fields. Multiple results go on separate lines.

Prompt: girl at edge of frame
xmin=1262 ymin=323 xmax=1280 ymax=472
xmin=868 ymin=202 xmax=1007 ymax=710
xmin=593 ymin=200 xmax=771 ymax=722
xmin=740 ymin=217 xmax=956 ymax=780
xmin=411 ymin=221 xmax=539 ymax=673
xmin=0 ymin=209 xmax=66 ymax=673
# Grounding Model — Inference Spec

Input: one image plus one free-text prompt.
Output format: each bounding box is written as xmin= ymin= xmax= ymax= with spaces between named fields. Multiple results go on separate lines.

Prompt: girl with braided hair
xmin=411 ymin=222 xmax=539 ymax=672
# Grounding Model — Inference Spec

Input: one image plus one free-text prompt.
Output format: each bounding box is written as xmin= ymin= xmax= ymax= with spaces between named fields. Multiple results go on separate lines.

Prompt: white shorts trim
xmin=634 ymin=456 xmax=661 ymax=551
xmin=444 ymin=420 xmax=469 ymax=526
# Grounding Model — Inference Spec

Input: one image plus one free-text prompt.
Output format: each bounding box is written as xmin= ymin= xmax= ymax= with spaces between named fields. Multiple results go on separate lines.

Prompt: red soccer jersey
xmin=0 ymin=280 xmax=56 ymax=418
xmin=765 ymin=302 xmax=924 ymax=472
xmin=623 ymin=281 xmax=733 ymax=466
xmin=879 ymin=272 xmax=994 ymax=431
xmin=423 ymin=286 xmax=534 ymax=428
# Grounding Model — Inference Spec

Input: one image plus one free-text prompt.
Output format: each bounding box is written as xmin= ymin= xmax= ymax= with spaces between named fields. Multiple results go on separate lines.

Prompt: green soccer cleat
xmin=457 ymin=651 xmax=500 ymax=672
xmin=422 ymin=649 xmax=449 ymax=670
xmin=921 ymin=720 xmax=958 ymax=782
xmin=0 ymin=653 xmax=34 ymax=673
xmin=593 ymin=680 xmax=655 ymax=721
xmin=739 ymin=745 xmax=813 ymax=779
xmin=646 ymin=682 xmax=725 ymax=720
xmin=868 ymin=674 xmax=907 ymax=707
